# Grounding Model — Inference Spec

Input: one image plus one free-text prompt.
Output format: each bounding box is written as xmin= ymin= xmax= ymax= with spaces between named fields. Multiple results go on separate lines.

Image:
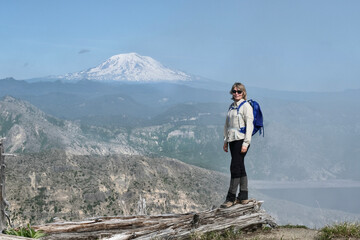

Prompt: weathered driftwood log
xmin=34 ymin=200 xmax=276 ymax=240
xmin=0 ymin=234 xmax=34 ymax=240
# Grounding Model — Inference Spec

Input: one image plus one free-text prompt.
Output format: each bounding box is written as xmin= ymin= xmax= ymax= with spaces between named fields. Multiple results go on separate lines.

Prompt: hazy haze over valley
xmin=0 ymin=52 xmax=359 ymax=227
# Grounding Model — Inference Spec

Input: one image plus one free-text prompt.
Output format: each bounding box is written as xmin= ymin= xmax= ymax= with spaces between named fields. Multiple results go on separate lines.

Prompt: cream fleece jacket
xmin=224 ymin=99 xmax=254 ymax=148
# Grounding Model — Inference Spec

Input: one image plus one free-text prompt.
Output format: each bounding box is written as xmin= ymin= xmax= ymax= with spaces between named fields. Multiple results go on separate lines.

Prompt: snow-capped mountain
xmin=57 ymin=53 xmax=191 ymax=82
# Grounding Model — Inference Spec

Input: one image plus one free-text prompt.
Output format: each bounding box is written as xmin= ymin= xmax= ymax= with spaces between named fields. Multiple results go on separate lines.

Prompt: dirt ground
xmin=239 ymin=227 xmax=320 ymax=240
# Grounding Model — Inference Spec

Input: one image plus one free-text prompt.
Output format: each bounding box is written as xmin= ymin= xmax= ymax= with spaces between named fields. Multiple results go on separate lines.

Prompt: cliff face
xmin=6 ymin=150 xmax=228 ymax=225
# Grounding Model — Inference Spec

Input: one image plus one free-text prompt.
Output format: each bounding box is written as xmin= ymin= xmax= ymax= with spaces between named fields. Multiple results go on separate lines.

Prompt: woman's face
xmin=232 ymin=87 xmax=243 ymax=101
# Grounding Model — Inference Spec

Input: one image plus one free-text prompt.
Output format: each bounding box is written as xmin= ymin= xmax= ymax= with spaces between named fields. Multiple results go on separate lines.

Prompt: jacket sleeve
xmin=242 ymin=102 xmax=254 ymax=148
xmin=224 ymin=114 xmax=229 ymax=143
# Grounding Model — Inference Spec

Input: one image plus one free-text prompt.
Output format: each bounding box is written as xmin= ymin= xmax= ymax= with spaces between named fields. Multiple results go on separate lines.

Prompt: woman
xmin=221 ymin=82 xmax=254 ymax=208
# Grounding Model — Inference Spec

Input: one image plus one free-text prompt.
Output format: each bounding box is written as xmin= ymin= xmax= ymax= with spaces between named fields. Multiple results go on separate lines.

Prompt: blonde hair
xmin=230 ymin=82 xmax=247 ymax=100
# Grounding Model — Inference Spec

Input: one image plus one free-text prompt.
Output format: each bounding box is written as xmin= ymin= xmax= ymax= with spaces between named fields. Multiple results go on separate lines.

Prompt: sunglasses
xmin=232 ymin=90 xmax=243 ymax=94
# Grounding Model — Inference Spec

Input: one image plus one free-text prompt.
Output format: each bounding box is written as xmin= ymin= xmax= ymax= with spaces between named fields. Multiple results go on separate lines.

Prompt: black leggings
xmin=229 ymin=140 xmax=249 ymax=178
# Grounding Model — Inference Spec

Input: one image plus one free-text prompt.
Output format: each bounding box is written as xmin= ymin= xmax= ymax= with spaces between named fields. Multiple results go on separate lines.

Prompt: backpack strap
xmin=228 ymin=101 xmax=246 ymax=112
xmin=236 ymin=101 xmax=247 ymax=114
xmin=228 ymin=101 xmax=247 ymax=134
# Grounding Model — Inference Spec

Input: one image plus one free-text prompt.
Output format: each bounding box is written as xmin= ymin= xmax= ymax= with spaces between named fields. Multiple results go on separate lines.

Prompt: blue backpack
xmin=228 ymin=99 xmax=264 ymax=136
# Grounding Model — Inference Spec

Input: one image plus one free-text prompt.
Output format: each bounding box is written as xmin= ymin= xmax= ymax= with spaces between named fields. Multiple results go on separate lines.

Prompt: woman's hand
xmin=241 ymin=145 xmax=248 ymax=153
xmin=223 ymin=142 xmax=228 ymax=152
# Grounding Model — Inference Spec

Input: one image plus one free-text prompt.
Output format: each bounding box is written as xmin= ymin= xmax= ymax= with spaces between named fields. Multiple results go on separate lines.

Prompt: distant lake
xmin=258 ymin=187 xmax=360 ymax=214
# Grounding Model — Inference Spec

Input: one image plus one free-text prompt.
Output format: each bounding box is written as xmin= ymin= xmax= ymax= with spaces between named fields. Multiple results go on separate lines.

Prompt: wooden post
xmin=0 ymin=138 xmax=7 ymax=231
xmin=0 ymin=138 xmax=13 ymax=231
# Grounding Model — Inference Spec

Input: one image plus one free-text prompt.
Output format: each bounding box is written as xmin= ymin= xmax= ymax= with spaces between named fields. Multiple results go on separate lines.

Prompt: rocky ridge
xmin=0 ymin=96 xmax=136 ymax=155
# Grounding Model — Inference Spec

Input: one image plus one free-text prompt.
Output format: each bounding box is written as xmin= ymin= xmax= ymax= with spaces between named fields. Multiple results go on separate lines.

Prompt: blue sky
xmin=0 ymin=0 xmax=359 ymax=92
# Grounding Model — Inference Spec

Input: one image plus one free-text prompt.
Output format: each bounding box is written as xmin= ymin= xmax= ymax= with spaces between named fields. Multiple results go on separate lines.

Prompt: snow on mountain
xmin=57 ymin=53 xmax=192 ymax=82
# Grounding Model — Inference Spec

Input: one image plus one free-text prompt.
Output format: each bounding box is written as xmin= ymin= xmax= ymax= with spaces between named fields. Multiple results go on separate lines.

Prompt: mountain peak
xmin=58 ymin=53 xmax=191 ymax=82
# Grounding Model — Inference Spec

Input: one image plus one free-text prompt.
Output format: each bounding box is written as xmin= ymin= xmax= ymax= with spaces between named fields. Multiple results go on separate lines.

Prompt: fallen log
xmin=0 ymin=234 xmax=33 ymax=240
xmin=34 ymin=200 xmax=276 ymax=240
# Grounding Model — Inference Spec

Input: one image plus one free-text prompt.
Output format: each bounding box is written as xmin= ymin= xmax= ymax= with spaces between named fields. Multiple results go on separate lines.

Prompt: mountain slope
xmin=6 ymin=150 xmax=228 ymax=225
xmin=55 ymin=53 xmax=191 ymax=82
xmin=0 ymin=96 xmax=136 ymax=155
